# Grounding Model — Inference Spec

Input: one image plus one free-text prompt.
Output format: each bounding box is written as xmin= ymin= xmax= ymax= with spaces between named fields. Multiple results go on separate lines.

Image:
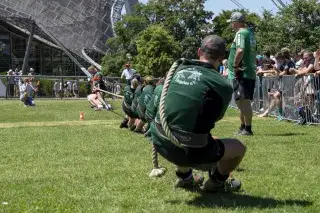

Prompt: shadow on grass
xmin=262 ymin=132 xmax=307 ymax=137
xmin=167 ymin=193 xmax=312 ymax=209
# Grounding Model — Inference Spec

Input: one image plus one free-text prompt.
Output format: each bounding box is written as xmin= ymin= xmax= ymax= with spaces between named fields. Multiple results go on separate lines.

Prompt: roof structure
xmin=0 ymin=0 xmax=138 ymax=67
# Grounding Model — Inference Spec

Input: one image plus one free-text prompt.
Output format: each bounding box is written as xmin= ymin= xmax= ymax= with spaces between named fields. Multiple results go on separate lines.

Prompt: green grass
xmin=0 ymin=100 xmax=319 ymax=212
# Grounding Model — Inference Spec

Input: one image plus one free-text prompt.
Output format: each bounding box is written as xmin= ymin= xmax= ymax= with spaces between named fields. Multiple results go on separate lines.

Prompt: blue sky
xmin=138 ymin=0 xmax=292 ymax=16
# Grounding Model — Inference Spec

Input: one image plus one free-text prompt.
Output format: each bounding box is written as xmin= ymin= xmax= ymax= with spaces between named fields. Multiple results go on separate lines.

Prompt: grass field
xmin=0 ymin=99 xmax=319 ymax=213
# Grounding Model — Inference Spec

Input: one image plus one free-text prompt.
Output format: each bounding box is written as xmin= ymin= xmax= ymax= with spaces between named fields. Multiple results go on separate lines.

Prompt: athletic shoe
xmin=235 ymin=128 xmax=244 ymax=135
xmin=237 ymin=130 xmax=253 ymax=136
xmin=202 ymin=177 xmax=241 ymax=193
xmin=119 ymin=123 xmax=128 ymax=128
xmin=134 ymin=129 xmax=144 ymax=134
xmin=174 ymin=173 xmax=204 ymax=189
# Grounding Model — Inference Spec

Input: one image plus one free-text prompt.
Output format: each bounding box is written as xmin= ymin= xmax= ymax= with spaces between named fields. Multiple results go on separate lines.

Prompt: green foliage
xmin=135 ymin=25 xmax=181 ymax=77
xmin=212 ymin=9 xmax=260 ymax=49
xmin=102 ymin=0 xmax=320 ymax=75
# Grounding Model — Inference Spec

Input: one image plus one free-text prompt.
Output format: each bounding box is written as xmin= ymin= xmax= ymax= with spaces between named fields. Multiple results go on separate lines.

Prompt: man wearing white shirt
xmin=121 ymin=64 xmax=136 ymax=85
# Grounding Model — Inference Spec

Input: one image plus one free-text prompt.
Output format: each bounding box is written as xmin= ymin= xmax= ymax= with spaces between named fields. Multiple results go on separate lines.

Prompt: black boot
xmin=120 ymin=118 xmax=129 ymax=128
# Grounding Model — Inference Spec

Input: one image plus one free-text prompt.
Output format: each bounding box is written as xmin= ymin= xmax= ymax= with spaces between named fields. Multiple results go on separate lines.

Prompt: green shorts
xmin=150 ymin=122 xmax=225 ymax=168
xmin=131 ymin=103 xmax=139 ymax=119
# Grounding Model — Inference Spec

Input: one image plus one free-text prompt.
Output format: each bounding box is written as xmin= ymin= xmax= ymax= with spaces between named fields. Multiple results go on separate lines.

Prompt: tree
xmin=276 ymin=0 xmax=320 ymax=52
xmin=135 ymin=25 xmax=181 ymax=77
xmin=212 ymin=9 xmax=260 ymax=49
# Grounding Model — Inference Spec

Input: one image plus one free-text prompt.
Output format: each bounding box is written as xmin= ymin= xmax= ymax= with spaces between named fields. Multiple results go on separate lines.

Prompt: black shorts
xmin=137 ymin=105 xmax=146 ymax=122
xmin=233 ymin=78 xmax=256 ymax=101
xmin=152 ymin=130 xmax=225 ymax=168
xmin=122 ymin=102 xmax=136 ymax=119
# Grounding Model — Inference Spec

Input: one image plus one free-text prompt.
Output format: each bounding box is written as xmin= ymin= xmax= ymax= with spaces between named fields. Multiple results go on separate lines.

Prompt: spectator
xmin=53 ymin=80 xmax=59 ymax=98
xmin=121 ymin=64 xmax=136 ymax=85
xmin=73 ymin=80 xmax=79 ymax=98
xmin=67 ymin=80 xmax=72 ymax=97
xmin=295 ymin=50 xmax=305 ymax=69
xmin=221 ymin=59 xmax=229 ymax=77
xmin=7 ymin=69 xmax=15 ymax=97
xmin=274 ymin=52 xmax=295 ymax=76
xmin=290 ymin=51 xmax=314 ymax=76
xmin=256 ymin=52 xmax=276 ymax=77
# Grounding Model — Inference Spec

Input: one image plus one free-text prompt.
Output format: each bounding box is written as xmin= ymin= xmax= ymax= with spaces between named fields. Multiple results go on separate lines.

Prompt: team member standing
xmin=227 ymin=12 xmax=257 ymax=136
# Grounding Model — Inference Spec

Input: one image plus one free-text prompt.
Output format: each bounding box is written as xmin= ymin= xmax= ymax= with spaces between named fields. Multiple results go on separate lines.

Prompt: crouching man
xmin=150 ymin=35 xmax=246 ymax=192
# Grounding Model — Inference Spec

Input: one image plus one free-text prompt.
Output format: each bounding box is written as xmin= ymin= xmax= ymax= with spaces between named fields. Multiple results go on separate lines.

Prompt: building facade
xmin=0 ymin=0 xmax=138 ymax=75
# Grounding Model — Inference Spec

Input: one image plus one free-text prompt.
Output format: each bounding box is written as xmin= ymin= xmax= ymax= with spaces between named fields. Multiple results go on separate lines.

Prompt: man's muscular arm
xmin=234 ymin=48 xmax=244 ymax=67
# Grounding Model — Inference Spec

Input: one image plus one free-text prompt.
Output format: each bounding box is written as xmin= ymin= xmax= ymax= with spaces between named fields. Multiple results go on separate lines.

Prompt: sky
xmin=138 ymin=0 xmax=292 ymax=16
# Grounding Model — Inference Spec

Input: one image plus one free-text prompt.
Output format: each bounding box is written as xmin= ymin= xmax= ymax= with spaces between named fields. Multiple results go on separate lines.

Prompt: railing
xmin=1 ymin=74 xmax=319 ymax=125
xmin=229 ymin=74 xmax=320 ymax=125
xmin=0 ymin=75 xmax=125 ymax=99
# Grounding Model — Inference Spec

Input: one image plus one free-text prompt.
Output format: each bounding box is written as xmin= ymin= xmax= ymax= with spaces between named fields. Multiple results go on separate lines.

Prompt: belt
xmin=155 ymin=122 xmax=209 ymax=148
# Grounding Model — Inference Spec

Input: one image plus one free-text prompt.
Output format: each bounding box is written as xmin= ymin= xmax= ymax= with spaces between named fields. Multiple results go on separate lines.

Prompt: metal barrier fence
xmin=0 ymin=75 xmax=125 ymax=99
xmin=229 ymin=75 xmax=320 ymax=125
xmin=1 ymin=74 xmax=319 ymax=125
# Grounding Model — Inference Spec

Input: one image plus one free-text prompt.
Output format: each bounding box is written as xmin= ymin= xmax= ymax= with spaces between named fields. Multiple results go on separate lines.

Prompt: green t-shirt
xmin=138 ymin=84 xmax=154 ymax=109
xmin=123 ymin=85 xmax=135 ymax=106
xmin=154 ymin=59 xmax=233 ymax=134
xmin=145 ymin=84 xmax=163 ymax=122
xmin=228 ymin=28 xmax=257 ymax=80
xmin=131 ymin=85 xmax=143 ymax=112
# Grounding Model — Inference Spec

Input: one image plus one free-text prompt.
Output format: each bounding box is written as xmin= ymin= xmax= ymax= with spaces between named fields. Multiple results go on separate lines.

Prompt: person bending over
xmin=150 ymin=35 xmax=246 ymax=192
xmin=134 ymin=76 xmax=155 ymax=134
xmin=130 ymin=78 xmax=144 ymax=131
xmin=120 ymin=79 xmax=140 ymax=129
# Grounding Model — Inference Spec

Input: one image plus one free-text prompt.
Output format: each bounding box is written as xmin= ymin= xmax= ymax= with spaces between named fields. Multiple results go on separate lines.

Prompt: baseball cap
xmin=227 ymin=12 xmax=245 ymax=23
xmin=200 ymin=35 xmax=226 ymax=58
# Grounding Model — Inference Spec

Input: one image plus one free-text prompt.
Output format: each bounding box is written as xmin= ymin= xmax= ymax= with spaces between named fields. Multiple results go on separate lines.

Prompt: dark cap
xmin=227 ymin=12 xmax=245 ymax=23
xmin=200 ymin=35 xmax=226 ymax=59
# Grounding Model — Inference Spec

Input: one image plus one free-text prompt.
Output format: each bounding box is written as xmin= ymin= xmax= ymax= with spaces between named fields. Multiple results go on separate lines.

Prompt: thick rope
xmin=159 ymin=59 xmax=185 ymax=148
xmin=96 ymin=88 xmax=124 ymax=99
xmin=149 ymin=144 xmax=166 ymax=177
xmin=152 ymin=144 xmax=159 ymax=168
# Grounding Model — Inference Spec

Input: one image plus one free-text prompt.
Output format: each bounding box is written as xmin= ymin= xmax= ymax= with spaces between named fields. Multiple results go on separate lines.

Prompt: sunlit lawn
xmin=0 ymin=100 xmax=318 ymax=212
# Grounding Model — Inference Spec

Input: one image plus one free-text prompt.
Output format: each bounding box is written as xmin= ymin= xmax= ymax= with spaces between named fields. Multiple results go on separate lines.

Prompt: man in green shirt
xmin=145 ymin=78 xmax=165 ymax=124
xmin=134 ymin=76 xmax=155 ymax=133
xmin=120 ymin=77 xmax=140 ymax=129
xmin=227 ymin=12 xmax=257 ymax=136
xmin=150 ymin=35 xmax=246 ymax=192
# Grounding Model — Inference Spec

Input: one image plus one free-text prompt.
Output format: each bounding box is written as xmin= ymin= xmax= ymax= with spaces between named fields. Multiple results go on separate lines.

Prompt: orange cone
xmin=80 ymin=112 xmax=84 ymax=120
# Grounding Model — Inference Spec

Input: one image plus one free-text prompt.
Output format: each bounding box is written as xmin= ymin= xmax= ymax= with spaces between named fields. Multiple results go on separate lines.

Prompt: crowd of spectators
xmin=219 ymin=48 xmax=320 ymax=124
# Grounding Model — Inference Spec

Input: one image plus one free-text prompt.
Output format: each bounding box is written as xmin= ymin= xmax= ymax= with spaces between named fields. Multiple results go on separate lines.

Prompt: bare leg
xmin=236 ymin=100 xmax=245 ymax=129
xmin=242 ymin=99 xmax=253 ymax=126
xmin=135 ymin=120 xmax=145 ymax=132
xmin=128 ymin=117 xmax=136 ymax=128
xmin=216 ymin=138 xmax=246 ymax=175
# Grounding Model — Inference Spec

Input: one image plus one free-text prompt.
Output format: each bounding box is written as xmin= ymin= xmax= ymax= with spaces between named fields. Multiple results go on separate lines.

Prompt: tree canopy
xmin=101 ymin=0 xmax=320 ymax=77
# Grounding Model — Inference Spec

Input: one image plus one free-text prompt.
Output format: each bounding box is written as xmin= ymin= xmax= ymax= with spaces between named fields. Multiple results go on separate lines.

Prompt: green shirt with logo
xmin=145 ymin=84 xmax=163 ymax=122
xmin=131 ymin=85 xmax=143 ymax=114
xmin=153 ymin=59 xmax=233 ymax=136
xmin=228 ymin=28 xmax=257 ymax=80
xmin=123 ymin=85 xmax=135 ymax=106
xmin=139 ymin=85 xmax=154 ymax=110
